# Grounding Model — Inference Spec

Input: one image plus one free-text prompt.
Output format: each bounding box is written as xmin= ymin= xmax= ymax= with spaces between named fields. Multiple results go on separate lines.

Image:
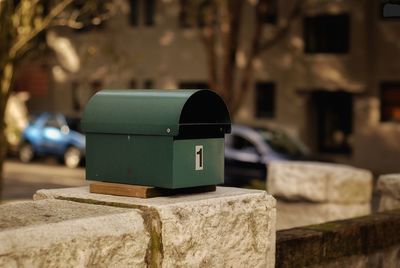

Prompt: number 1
xmin=195 ymin=145 xmax=203 ymax=170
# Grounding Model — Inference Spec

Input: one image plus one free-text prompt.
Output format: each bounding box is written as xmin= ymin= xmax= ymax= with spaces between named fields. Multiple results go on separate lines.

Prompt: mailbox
xmin=82 ymin=89 xmax=231 ymax=189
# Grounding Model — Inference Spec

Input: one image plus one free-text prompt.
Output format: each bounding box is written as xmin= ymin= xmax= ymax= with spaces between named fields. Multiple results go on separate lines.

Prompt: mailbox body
xmin=82 ymin=89 xmax=231 ymax=189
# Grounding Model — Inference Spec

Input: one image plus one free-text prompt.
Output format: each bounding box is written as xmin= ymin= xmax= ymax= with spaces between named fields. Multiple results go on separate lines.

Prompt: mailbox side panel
xmin=172 ymin=138 xmax=224 ymax=188
xmin=86 ymin=133 xmax=129 ymax=182
xmin=86 ymin=134 xmax=174 ymax=188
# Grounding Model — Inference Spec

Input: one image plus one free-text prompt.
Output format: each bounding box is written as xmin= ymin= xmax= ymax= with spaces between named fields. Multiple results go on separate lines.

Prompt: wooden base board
xmin=90 ymin=182 xmax=216 ymax=198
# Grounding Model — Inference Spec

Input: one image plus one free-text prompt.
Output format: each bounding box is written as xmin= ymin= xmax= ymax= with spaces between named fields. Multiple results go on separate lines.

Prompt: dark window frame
xmin=144 ymin=79 xmax=154 ymax=89
xmin=179 ymin=0 xmax=192 ymax=28
xmin=380 ymin=82 xmax=400 ymax=122
xmin=129 ymin=0 xmax=156 ymax=27
xmin=144 ymin=0 xmax=156 ymax=26
xmin=129 ymin=0 xmax=139 ymax=26
xmin=262 ymin=0 xmax=278 ymax=24
xmin=311 ymin=90 xmax=353 ymax=154
xmin=178 ymin=0 xmax=215 ymax=28
xmin=304 ymin=13 xmax=350 ymax=54
xmin=255 ymin=82 xmax=276 ymax=119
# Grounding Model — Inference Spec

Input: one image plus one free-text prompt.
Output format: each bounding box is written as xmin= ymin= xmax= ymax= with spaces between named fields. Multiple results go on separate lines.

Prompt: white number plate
xmin=195 ymin=145 xmax=203 ymax=170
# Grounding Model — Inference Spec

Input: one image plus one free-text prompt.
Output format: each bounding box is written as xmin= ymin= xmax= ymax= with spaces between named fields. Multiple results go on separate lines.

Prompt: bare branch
xmin=9 ymin=0 xmax=73 ymax=59
xmin=53 ymin=1 xmax=118 ymax=30
xmin=221 ymin=0 xmax=243 ymax=106
xmin=231 ymin=0 xmax=267 ymax=113
xmin=258 ymin=0 xmax=302 ymax=53
xmin=197 ymin=1 xmax=219 ymax=93
xmin=52 ymin=9 xmax=83 ymax=29
xmin=200 ymin=27 xmax=219 ymax=92
xmin=231 ymin=0 xmax=304 ymax=113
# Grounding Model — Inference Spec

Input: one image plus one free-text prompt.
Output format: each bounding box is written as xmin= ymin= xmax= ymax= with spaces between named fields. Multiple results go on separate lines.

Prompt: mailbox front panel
xmin=172 ymin=138 xmax=224 ymax=188
xmin=86 ymin=134 xmax=174 ymax=188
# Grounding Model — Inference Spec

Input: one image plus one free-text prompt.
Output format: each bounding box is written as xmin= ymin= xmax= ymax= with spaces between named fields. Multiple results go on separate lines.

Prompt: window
xmin=129 ymin=0 xmax=156 ymax=27
xmin=178 ymin=0 xmax=214 ymax=28
xmin=179 ymin=0 xmax=191 ymax=28
xmin=129 ymin=0 xmax=138 ymax=26
xmin=311 ymin=91 xmax=353 ymax=154
xmin=197 ymin=0 xmax=213 ymax=27
xmin=129 ymin=79 xmax=137 ymax=89
xmin=144 ymin=80 xmax=154 ymax=89
xmin=304 ymin=14 xmax=350 ymax=53
xmin=144 ymin=0 xmax=156 ymax=26
xmin=381 ymin=82 xmax=400 ymax=122
xmin=255 ymin=82 xmax=275 ymax=118
xmin=179 ymin=81 xmax=209 ymax=90
xmin=262 ymin=0 xmax=277 ymax=24
xmin=231 ymin=135 xmax=257 ymax=153
xmin=45 ymin=116 xmax=62 ymax=129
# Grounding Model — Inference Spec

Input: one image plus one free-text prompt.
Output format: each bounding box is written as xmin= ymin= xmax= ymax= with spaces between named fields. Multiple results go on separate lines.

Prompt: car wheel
xmin=19 ymin=142 xmax=34 ymax=163
xmin=64 ymin=146 xmax=82 ymax=169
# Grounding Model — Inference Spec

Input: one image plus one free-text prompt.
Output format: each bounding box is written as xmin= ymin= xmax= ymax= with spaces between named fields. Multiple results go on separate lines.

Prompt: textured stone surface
xmin=35 ymin=186 xmax=277 ymax=267
xmin=311 ymin=246 xmax=400 ymax=268
xmin=276 ymin=200 xmax=371 ymax=230
xmin=379 ymin=195 xmax=400 ymax=212
xmin=378 ymin=174 xmax=400 ymax=212
xmin=378 ymin=174 xmax=400 ymax=199
xmin=267 ymin=161 xmax=373 ymax=203
xmin=0 ymin=199 xmax=148 ymax=268
xmin=276 ymin=209 xmax=400 ymax=268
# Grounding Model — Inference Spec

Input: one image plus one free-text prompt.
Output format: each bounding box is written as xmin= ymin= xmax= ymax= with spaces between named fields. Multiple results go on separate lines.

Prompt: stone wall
xmin=276 ymin=209 xmax=400 ymax=268
xmin=0 ymin=199 xmax=149 ymax=267
xmin=267 ymin=161 xmax=373 ymax=230
xmin=0 ymin=186 xmax=276 ymax=267
xmin=378 ymin=174 xmax=400 ymax=212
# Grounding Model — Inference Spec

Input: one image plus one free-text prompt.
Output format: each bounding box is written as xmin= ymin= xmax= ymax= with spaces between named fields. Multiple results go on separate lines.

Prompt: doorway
xmin=311 ymin=91 xmax=353 ymax=154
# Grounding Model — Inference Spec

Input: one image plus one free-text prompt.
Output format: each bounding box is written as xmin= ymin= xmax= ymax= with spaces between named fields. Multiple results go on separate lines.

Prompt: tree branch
xmin=200 ymin=27 xmax=219 ymax=92
xmin=198 ymin=1 xmax=219 ymax=93
xmin=9 ymin=0 xmax=73 ymax=59
xmin=51 ymin=9 xmax=83 ymax=29
xmin=257 ymin=0 xmax=342 ymax=53
xmin=221 ymin=0 xmax=243 ymax=106
xmin=231 ymin=0 xmax=267 ymax=114
xmin=231 ymin=0 xmax=304 ymax=114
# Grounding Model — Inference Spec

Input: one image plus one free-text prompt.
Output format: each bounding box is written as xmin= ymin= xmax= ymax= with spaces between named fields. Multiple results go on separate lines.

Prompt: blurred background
xmin=1 ymin=0 xmax=400 ymax=202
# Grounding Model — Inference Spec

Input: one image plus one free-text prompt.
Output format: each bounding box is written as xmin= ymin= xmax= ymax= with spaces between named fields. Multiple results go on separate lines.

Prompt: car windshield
xmin=66 ymin=117 xmax=81 ymax=132
xmin=256 ymin=128 xmax=309 ymax=157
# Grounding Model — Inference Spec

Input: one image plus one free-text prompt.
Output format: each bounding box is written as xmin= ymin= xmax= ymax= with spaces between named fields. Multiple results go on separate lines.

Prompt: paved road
xmin=1 ymin=160 xmax=88 ymax=202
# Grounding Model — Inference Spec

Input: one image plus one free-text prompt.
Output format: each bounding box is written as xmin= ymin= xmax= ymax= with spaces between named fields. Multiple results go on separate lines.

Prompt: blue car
xmin=19 ymin=113 xmax=85 ymax=168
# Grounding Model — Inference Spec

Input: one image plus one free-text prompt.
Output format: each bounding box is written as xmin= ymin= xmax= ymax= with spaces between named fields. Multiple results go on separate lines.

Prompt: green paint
xmin=82 ymin=89 xmax=231 ymax=189
xmin=82 ymin=89 xmax=230 ymax=136
xmin=172 ymin=138 xmax=224 ymax=188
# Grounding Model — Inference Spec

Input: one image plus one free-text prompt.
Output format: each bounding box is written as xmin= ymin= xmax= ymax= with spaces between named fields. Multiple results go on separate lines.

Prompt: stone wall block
xmin=0 ymin=200 xmax=149 ymax=268
xmin=34 ymin=186 xmax=277 ymax=267
xmin=268 ymin=161 xmax=373 ymax=204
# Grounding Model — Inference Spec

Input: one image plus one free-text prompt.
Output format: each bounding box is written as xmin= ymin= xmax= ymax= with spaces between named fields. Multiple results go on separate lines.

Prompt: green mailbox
xmin=82 ymin=89 xmax=231 ymax=189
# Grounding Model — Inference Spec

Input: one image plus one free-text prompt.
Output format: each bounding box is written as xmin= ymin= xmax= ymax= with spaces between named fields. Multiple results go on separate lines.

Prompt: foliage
xmin=0 ymin=0 xmax=113 ymax=196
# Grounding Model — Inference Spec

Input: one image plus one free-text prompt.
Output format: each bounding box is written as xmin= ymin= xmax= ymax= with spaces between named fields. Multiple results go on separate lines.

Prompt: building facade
xmin=15 ymin=0 xmax=400 ymax=174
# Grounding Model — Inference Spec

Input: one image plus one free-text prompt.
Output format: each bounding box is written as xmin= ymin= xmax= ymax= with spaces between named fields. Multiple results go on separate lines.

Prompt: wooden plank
xmin=90 ymin=182 xmax=216 ymax=198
